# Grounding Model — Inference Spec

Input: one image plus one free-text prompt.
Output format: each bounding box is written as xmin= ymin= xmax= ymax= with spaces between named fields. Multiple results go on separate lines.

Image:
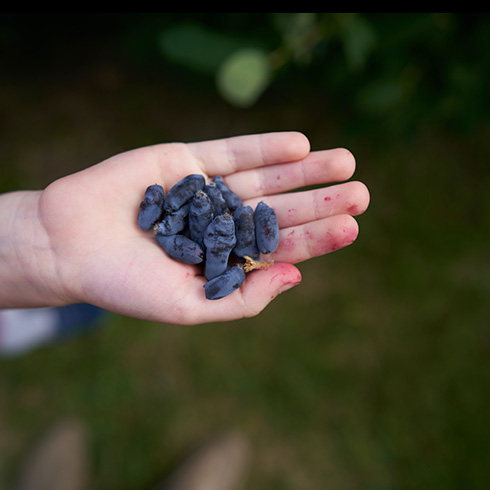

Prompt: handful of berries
xmin=137 ymin=174 xmax=279 ymax=300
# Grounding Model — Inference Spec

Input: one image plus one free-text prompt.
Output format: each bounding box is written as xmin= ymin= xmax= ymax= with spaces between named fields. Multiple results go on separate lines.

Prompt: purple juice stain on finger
xmin=347 ymin=203 xmax=359 ymax=214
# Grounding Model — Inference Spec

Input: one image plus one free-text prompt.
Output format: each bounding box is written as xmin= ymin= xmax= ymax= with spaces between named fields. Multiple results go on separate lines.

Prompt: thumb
xmin=187 ymin=262 xmax=302 ymax=324
xmin=238 ymin=262 xmax=302 ymax=317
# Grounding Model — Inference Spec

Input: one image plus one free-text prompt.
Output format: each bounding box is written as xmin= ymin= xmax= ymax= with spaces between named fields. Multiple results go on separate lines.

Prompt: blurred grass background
xmin=1 ymin=12 xmax=489 ymax=490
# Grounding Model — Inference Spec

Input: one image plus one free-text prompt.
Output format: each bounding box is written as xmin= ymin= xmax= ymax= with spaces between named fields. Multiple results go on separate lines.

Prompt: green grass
xmin=1 ymin=43 xmax=489 ymax=490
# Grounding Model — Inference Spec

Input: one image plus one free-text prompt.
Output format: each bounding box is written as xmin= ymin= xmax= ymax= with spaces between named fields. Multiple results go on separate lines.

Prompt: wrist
xmin=0 ymin=190 xmax=69 ymax=308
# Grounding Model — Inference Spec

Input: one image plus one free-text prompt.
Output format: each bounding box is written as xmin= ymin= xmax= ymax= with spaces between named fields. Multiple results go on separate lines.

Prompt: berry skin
xmin=203 ymin=213 xmax=237 ymax=280
xmin=233 ymin=205 xmax=260 ymax=260
xmin=212 ymin=176 xmax=242 ymax=211
xmin=204 ymin=266 xmax=246 ymax=300
xmin=188 ymin=191 xmax=214 ymax=248
xmin=254 ymin=201 xmax=279 ymax=254
xmin=155 ymin=234 xmax=204 ymax=264
xmin=155 ymin=203 xmax=190 ymax=236
xmin=204 ymin=182 xmax=229 ymax=216
xmin=137 ymin=184 xmax=165 ymax=231
xmin=164 ymin=174 xmax=206 ymax=212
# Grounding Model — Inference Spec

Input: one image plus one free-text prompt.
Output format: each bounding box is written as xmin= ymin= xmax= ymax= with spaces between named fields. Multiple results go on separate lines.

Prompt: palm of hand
xmin=38 ymin=132 xmax=369 ymax=325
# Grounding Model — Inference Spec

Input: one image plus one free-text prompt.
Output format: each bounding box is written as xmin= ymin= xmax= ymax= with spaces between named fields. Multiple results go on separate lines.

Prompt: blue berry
xmin=212 ymin=176 xmax=242 ymax=211
xmin=233 ymin=205 xmax=260 ymax=260
xmin=188 ymin=191 xmax=214 ymax=248
xmin=203 ymin=213 xmax=237 ymax=280
xmin=164 ymin=174 xmax=205 ymax=212
xmin=137 ymin=184 xmax=165 ymax=231
xmin=137 ymin=175 xmax=280 ymax=301
xmin=155 ymin=234 xmax=204 ymax=264
xmin=204 ymin=182 xmax=229 ymax=216
xmin=155 ymin=203 xmax=190 ymax=236
xmin=204 ymin=266 xmax=246 ymax=300
xmin=254 ymin=201 xmax=279 ymax=254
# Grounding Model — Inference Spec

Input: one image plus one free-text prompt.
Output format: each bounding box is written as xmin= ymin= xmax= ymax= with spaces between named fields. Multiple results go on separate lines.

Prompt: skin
xmin=0 ymin=131 xmax=370 ymax=325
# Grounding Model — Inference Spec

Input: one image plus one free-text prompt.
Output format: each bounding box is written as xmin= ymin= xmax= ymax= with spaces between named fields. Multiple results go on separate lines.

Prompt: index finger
xmin=187 ymin=131 xmax=311 ymax=176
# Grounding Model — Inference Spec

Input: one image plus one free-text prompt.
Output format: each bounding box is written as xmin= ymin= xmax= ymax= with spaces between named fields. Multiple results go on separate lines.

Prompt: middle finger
xmin=224 ymin=148 xmax=356 ymax=200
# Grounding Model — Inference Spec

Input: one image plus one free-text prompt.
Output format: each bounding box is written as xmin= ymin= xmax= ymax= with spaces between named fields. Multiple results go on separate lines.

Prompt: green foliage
xmin=156 ymin=13 xmax=490 ymax=135
xmin=216 ymin=47 xmax=271 ymax=107
xmin=157 ymin=22 xmax=247 ymax=76
xmin=157 ymin=20 xmax=272 ymax=108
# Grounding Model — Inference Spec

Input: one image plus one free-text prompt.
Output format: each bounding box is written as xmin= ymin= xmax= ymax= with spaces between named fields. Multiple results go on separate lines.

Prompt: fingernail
xmin=279 ymin=280 xmax=301 ymax=294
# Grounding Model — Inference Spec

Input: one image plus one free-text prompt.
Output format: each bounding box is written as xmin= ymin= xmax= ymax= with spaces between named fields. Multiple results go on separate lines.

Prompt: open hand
xmin=38 ymin=132 xmax=369 ymax=324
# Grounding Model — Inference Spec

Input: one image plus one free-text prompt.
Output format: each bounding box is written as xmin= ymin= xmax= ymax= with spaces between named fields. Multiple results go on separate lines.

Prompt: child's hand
xmin=36 ymin=132 xmax=369 ymax=324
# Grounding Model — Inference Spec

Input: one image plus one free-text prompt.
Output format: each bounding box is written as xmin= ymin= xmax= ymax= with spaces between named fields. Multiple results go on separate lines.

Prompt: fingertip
xmin=249 ymin=261 xmax=302 ymax=288
xmin=338 ymin=214 xmax=360 ymax=248
xmin=273 ymin=262 xmax=303 ymax=293
xmin=333 ymin=147 xmax=356 ymax=181
xmin=263 ymin=131 xmax=311 ymax=164
xmin=349 ymin=180 xmax=371 ymax=216
xmin=240 ymin=262 xmax=302 ymax=316
xmin=289 ymin=131 xmax=311 ymax=158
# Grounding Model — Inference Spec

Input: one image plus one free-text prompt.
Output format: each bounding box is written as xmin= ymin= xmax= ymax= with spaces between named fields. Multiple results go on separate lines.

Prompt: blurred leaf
xmin=216 ymin=47 xmax=271 ymax=108
xmin=157 ymin=22 xmax=246 ymax=75
xmin=274 ymin=12 xmax=316 ymax=39
xmin=273 ymin=12 xmax=317 ymax=58
xmin=339 ymin=14 xmax=376 ymax=72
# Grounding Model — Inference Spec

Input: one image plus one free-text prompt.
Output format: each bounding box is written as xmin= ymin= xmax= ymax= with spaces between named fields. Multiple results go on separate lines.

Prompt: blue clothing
xmin=0 ymin=304 xmax=106 ymax=358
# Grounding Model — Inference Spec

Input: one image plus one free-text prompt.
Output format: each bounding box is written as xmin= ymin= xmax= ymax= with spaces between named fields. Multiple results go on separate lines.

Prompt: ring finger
xmin=244 ymin=180 xmax=370 ymax=229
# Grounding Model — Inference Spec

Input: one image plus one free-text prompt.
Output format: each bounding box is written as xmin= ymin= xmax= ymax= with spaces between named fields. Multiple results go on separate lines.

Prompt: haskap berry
xmin=189 ymin=190 xmax=214 ymax=248
xmin=164 ymin=174 xmax=205 ymax=212
xmin=233 ymin=205 xmax=260 ymax=261
xmin=203 ymin=213 xmax=237 ymax=281
xmin=213 ymin=176 xmax=242 ymax=210
xmin=254 ymin=201 xmax=279 ymax=255
xmin=204 ymin=182 xmax=229 ymax=216
xmin=137 ymin=174 xmax=280 ymax=300
xmin=204 ymin=266 xmax=246 ymax=300
xmin=155 ymin=203 xmax=190 ymax=236
xmin=155 ymin=233 xmax=204 ymax=264
xmin=137 ymin=184 xmax=165 ymax=231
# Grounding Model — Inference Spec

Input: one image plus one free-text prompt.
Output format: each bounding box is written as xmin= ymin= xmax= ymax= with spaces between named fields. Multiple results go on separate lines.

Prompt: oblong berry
xmin=203 ymin=213 xmax=236 ymax=280
xmin=254 ymin=201 xmax=279 ymax=254
xmin=188 ymin=191 xmax=214 ymax=248
xmin=233 ymin=205 xmax=260 ymax=260
xmin=204 ymin=266 xmax=246 ymax=300
xmin=164 ymin=174 xmax=206 ymax=212
xmin=137 ymin=184 xmax=165 ymax=231
xmin=212 ymin=176 xmax=242 ymax=211
xmin=155 ymin=203 xmax=190 ymax=236
xmin=204 ymin=182 xmax=229 ymax=216
xmin=155 ymin=234 xmax=204 ymax=264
